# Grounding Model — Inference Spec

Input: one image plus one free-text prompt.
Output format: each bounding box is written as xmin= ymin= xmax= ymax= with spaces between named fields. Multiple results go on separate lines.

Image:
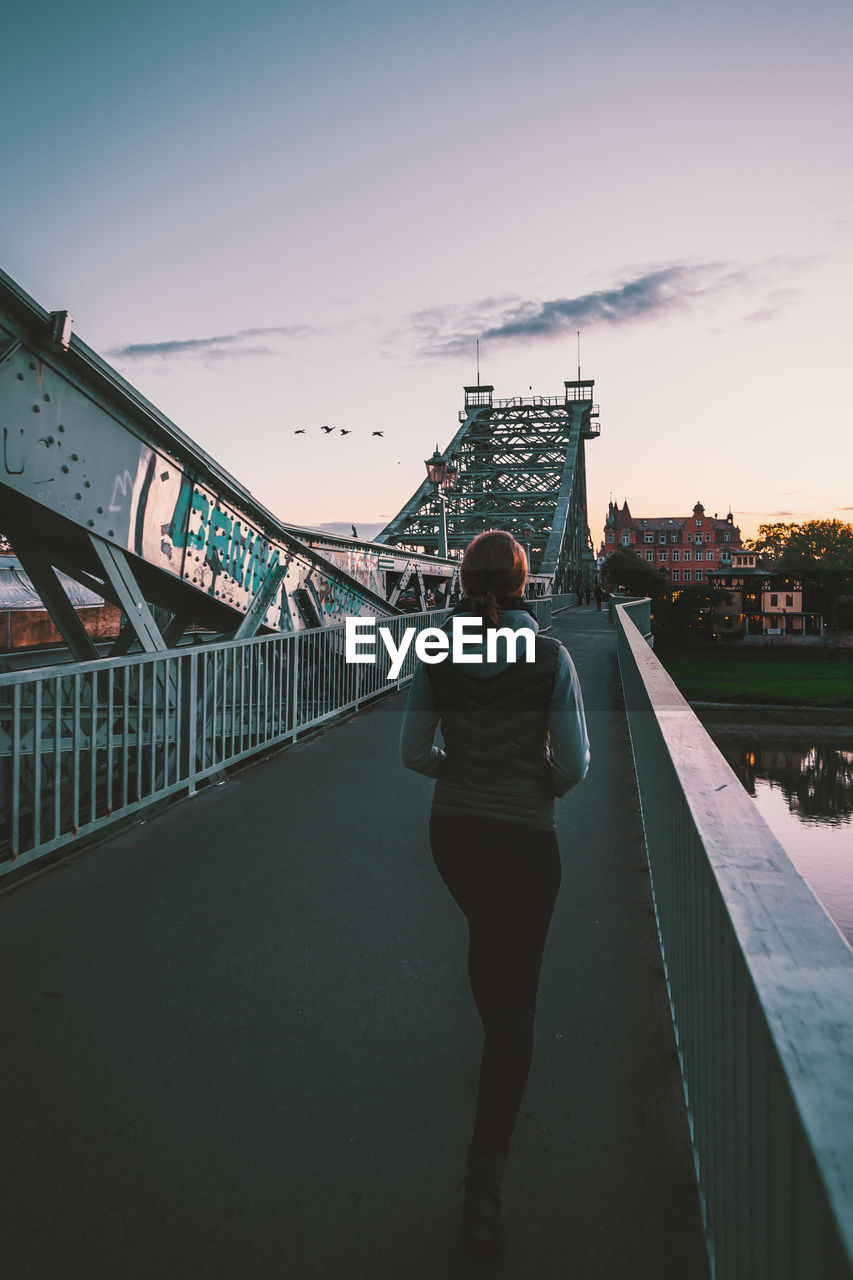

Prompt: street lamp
xmin=425 ymin=446 xmax=457 ymax=558
xmin=520 ymin=524 xmax=534 ymax=570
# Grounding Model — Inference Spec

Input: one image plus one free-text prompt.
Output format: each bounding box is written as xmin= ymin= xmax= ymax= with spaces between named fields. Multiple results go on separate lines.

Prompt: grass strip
xmin=660 ymin=658 xmax=852 ymax=707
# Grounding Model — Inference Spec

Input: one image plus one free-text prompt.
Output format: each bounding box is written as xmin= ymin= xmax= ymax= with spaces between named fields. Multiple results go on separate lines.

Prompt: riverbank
xmin=660 ymin=655 xmax=853 ymax=709
xmin=691 ymin=704 xmax=853 ymax=744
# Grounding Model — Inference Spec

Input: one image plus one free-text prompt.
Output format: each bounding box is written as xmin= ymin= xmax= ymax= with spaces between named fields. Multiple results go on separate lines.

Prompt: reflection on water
xmin=722 ymin=743 xmax=853 ymax=826
xmin=713 ymin=736 xmax=853 ymax=948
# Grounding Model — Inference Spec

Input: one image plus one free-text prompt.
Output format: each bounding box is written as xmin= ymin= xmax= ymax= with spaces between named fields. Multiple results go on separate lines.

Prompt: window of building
xmin=684 ymin=570 xmax=692 ymax=581
xmin=670 ymin=531 xmax=678 ymax=542
xmin=606 ymin=531 xmax=614 ymax=543
xmin=658 ymin=551 xmax=668 ymax=561
xmin=694 ymin=570 xmax=702 ymax=581
xmin=672 ymin=571 xmax=680 ymax=582
xmin=695 ymin=519 xmax=702 ymax=527
xmin=659 ymin=533 xmax=667 ymax=544
xmin=724 ymin=532 xmax=731 ymax=542
xmin=705 ymin=532 xmax=712 ymax=542
xmin=770 ymin=593 xmax=778 ymax=606
xmin=645 ymin=550 xmax=654 ymax=561
xmin=706 ymin=549 xmax=714 ymax=560
xmin=786 ymin=594 xmax=794 ymax=607
xmin=683 ymin=550 xmax=691 ymax=561
xmin=621 ymin=533 xmax=630 ymax=545
xmin=672 ymin=550 xmax=680 ymax=562
xmin=644 ymin=533 xmax=654 ymax=543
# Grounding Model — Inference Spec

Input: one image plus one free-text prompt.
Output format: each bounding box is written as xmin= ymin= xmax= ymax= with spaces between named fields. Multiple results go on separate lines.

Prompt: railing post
xmin=290 ymin=634 xmax=299 ymax=740
xmin=187 ymin=649 xmax=198 ymax=796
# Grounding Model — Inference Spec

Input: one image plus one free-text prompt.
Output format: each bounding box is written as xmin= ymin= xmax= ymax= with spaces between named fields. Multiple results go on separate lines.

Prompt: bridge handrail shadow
xmin=0 ymin=598 xmax=559 ymax=879
xmin=615 ymin=597 xmax=853 ymax=1277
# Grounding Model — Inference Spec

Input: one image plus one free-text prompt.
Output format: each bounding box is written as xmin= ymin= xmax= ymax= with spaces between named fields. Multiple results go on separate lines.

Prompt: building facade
xmin=600 ymin=500 xmax=743 ymax=585
xmin=708 ymin=551 xmax=823 ymax=637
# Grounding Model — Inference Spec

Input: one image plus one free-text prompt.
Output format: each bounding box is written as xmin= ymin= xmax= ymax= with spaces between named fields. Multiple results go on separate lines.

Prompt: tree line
xmin=601 ymin=518 xmax=853 ymax=633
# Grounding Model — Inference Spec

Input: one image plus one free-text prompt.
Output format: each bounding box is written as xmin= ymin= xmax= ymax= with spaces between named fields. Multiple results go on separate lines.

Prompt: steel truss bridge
xmin=376 ymin=382 xmax=600 ymax=594
xmin=0 ymin=265 xmax=583 ymax=873
xmin=0 ymin=271 xmax=590 ymax=664
xmin=0 ymin=270 xmax=476 ymax=664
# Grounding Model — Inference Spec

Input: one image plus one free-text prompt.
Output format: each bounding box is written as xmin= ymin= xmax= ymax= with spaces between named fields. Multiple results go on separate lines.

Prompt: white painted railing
xmin=614 ymin=598 xmax=853 ymax=1279
xmin=0 ymin=609 xmax=454 ymax=876
xmin=0 ymin=598 xmax=558 ymax=877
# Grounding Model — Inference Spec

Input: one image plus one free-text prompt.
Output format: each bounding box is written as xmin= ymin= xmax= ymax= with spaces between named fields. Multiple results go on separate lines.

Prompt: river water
xmin=710 ymin=732 xmax=853 ymax=949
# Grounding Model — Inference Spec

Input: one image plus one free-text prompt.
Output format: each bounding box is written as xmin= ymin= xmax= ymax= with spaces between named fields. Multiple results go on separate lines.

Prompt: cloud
xmin=108 ymin=323 xmax=313 ymax=364
xmin=408 ymin=257 xmax=804 ymax=356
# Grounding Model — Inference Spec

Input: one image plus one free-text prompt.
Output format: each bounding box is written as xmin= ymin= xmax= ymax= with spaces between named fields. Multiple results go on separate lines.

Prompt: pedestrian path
xmin=0 ymin=607 xmax=709 ymax=1279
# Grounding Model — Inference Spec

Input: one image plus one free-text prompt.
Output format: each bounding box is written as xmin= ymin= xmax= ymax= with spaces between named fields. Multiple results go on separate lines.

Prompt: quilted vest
xmin=426 ymin=634 xmax=562 ymax=830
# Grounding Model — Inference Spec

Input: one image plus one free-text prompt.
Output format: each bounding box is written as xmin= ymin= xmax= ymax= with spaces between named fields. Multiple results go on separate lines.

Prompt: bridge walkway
xmin=0 ymin=608 xmax=710 ymax=1279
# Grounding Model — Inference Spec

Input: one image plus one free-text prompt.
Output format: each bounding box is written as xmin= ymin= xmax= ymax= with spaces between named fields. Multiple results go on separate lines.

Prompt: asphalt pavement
xmin=0 ymin=606 xmax=710 ymax=1279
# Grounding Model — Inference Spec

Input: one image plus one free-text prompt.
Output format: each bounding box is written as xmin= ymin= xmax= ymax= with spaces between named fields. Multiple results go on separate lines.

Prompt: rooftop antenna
xmin=476 ymin=338 xmax=480 ymax=387
xmin=577 ymin=330 xmax=581 ymax=381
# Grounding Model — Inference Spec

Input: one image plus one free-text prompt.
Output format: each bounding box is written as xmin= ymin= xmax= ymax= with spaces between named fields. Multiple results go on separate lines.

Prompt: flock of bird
xmin=293 ymin=426 xmax=384 ymax=437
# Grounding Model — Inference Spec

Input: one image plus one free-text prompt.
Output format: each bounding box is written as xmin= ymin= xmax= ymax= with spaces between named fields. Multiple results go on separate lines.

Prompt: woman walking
xmin=400 ymin=530 xmax=589 ymax=1257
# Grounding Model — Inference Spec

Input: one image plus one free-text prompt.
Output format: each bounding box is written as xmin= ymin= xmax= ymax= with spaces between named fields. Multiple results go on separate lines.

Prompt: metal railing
xmin=0 ymin=608 xmax=455 ymax=877
xmin=0 ymin=599 xmax=561 ymax=877
xmin=549 ymin=592 xmax=578 ymax=613
xmin=614 ymin=598 xmax=853 ymax=1279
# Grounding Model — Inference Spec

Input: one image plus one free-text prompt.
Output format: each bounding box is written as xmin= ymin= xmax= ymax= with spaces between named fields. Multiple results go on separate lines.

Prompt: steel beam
xmin=88 ymin=536 xmax=166 ymax=653
xmin=4 ymin=524 xmax=99 ymax=662
xmin=232 ymin=559 xmax=288 ymax=640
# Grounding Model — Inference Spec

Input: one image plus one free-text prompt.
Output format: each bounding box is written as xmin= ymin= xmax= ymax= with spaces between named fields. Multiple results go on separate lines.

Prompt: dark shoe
xmin=462 ymin=1149 xmax=506 ymax=1258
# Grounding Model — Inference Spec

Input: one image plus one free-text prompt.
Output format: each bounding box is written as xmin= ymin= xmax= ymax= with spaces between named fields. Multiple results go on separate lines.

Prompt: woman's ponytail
xmin=469 ymin=588 xmax=501 ymax=628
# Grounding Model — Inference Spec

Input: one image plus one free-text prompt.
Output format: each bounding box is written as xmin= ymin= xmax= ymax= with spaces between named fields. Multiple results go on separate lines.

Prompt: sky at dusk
xmin=2 ymin=0 xmax=851 ymax=544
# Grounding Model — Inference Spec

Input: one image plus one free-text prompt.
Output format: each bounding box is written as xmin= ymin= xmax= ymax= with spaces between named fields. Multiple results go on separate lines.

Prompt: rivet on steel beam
xmin=97 ymin=505 xmax=104 ymax=513
xmin=84 ymin=480 xmax=91 ymax=488
xmin=75 ymin=492 xmax=82 ymax=500
xmin=28 ymin=361 xmax=36 ymax=370
xmin=58 ymin=424 xmax=65 ymax=432
xmin=16 ymin=372 xmax=23 ymax=381
xmin=87 ymin=519 xmax=95 ymax=527
xmin=61 ymin=465 xmax=69 ymax=473
xmin=33 ymin=404 xmax=40 ymax=412
xmin=71 ymin=453 xmax=79 ymax=461
xmin=108 ymin=530 xmax=114 ymax=536
xmin=43 ymin=393 xmax=50 ymax=402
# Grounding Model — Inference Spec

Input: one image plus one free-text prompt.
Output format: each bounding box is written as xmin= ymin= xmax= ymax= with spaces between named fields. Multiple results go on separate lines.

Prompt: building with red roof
xmin=599 ymin=500 xmax=743 ymax=586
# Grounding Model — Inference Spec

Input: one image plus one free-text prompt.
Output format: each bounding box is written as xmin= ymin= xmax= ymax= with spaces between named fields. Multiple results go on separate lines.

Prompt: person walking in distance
xmin=400 ymin=530 xmax=589 ymax=1257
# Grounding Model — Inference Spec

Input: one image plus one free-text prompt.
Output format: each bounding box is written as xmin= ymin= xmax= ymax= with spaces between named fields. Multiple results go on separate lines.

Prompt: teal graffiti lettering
xmin=188 ymin=491 xmax=210 ymax=549
xmin=229 ymin=524 xmax=251 ymax=586
xmin=169 ymin=475 xmax=192 ymax=549
xmin=249 ymin=538 xmax=270 ymax=593
xmin=208 ymin=508 xmax=232 ymax=564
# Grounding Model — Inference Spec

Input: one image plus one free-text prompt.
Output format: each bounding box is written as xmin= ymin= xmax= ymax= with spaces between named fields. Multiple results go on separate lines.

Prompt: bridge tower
xmin=375 ymin=379 xmax=600 ymax=593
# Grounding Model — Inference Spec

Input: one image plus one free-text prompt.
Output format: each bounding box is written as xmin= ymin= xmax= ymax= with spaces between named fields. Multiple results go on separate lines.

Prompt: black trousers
xmin=429 ymin=813 xmax=561 ymax=1160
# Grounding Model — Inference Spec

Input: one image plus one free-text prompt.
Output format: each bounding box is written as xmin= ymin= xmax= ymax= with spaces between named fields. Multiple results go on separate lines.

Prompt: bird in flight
xmin=339 ymin=429 xmax=351 ymax=436
xmin=372 ymin=431 xmax=384 ymax=437
xmin=294 ymin=429 xmax=306 ymax=434
xmin=321 ymin=425 xmax=334 ymax=434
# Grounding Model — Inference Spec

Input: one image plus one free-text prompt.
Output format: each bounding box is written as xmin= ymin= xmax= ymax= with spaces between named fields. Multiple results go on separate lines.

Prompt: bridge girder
xmin=376 ymin=384 xmax=600 ymax=592
xmin=0 ymin=269 xmax=465 ymax=661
